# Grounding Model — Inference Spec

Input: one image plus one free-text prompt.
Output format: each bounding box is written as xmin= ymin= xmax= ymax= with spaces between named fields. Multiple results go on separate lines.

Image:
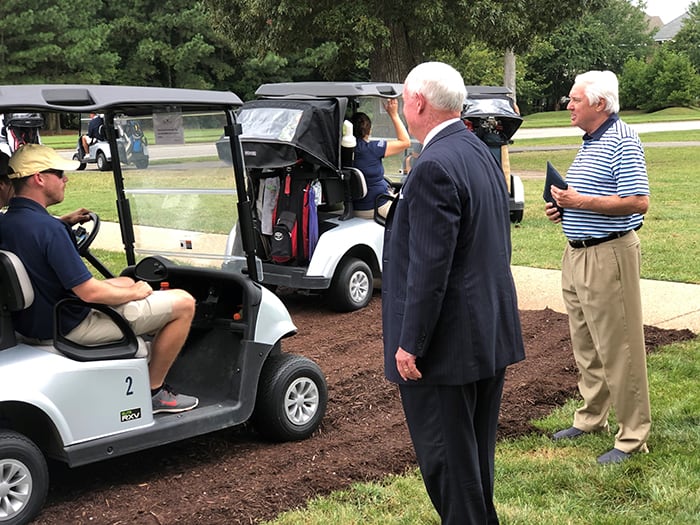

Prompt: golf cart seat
xmin=339 ymin=166 xmax=368 ymax=220
xmin=0 ymin=249 xmax=147 ymax=360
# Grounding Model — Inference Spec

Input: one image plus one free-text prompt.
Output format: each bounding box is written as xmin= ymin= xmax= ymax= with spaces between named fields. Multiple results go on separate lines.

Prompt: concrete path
xmin=512 ymin=265 xmax=700 ymax=333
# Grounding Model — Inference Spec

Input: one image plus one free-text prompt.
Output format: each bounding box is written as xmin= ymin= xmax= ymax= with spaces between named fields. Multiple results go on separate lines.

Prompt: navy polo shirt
xmin=353 ymin=139 xmax=389 ymax=211
xmin=0 ymin=197 xmax=92 ymax=339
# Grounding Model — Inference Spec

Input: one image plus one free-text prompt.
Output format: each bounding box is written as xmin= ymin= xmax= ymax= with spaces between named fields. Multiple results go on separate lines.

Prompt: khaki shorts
xmin=354 ymin=200 xmax=392 ymax=220
xmin=67 ymin=291 xmax=174 ymax=346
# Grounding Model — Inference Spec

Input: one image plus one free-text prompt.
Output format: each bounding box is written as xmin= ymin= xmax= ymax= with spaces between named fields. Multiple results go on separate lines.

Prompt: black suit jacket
xmin=382 ymin=121 xmax=525 ymax=385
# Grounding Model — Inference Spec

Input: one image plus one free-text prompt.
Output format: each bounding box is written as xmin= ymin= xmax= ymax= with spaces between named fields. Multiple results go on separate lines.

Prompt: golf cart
xmin=221 ymin=82 xmax=404 ymax=312
xmin=73 ymin=116 xmax=150 ymax=171
xmin=0 ymin=85 xmax=327 ymax=525
xmin=462 ymin=86 xmax=525 ymax=223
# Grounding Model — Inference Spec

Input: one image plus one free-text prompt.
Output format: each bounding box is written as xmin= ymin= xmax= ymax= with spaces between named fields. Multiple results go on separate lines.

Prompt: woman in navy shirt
xmin=350 ymin=98 xmax=410 ymax=218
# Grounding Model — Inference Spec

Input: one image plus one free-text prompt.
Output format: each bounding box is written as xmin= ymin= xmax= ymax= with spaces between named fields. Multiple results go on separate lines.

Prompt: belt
xmin=568 ymin=230 xmax=631 ymax=249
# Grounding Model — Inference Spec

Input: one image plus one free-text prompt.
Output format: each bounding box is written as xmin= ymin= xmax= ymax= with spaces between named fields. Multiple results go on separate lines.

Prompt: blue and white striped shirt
xmin=562 ymin=115 xmax=649 ymax=240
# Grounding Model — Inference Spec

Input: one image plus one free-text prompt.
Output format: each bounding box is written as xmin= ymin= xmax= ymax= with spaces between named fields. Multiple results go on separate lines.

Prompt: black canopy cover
xmin=238 ymin=98 xmax=343 ymax=171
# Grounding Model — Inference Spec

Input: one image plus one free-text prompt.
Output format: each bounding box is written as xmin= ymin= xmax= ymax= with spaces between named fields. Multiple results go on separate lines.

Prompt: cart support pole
xmin=226 ymin=116 xmax=259 ymax=282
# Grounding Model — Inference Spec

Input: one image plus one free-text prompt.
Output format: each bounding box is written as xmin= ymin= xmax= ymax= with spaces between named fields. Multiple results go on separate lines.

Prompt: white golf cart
xmin=0 ymin=85 xmax=327 ymax=525
xmin=73 ymin=116 xmax=150 ymax=171
xmin=221 ymin=82 xmax=403 ymax=312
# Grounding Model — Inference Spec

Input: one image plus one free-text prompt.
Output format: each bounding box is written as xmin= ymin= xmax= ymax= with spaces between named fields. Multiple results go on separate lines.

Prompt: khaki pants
xmin=561 ymin=231 xmax=651 ymax=453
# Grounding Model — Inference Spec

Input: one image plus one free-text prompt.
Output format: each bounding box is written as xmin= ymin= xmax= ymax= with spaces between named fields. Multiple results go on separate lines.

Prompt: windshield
xmin=239 ymin=107 xmax=304 ymax=142
xmin=117 ymin=109 xmax=239 ymax=268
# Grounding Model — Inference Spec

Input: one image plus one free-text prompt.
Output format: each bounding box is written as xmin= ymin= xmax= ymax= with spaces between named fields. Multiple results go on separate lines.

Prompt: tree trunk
xmin=45 ymin=113 xmax=62 ymax=135
xmin=369 ymin=21 xmax=418 ymax=82
xmin=504 ymin=48 xmax=517 ymax=105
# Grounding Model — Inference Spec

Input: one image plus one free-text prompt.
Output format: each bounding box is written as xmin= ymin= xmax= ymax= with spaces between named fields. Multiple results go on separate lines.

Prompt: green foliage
xmin=202 ymin=0 xmax=607 ymax=82
xmin=435 ymin=44 xmax=505 ymax=87
xmin=621 ymin=47 xmax=700 ymax=111
xmin=0 ymin=0 xmax=119 ymax=84
xmin=101 ymin=0 xmax=237 ymax=89
xmin=670 ymin=1 xmax=700 ymax=73
xmin=521 ymin=0 xmax=654 ymax=112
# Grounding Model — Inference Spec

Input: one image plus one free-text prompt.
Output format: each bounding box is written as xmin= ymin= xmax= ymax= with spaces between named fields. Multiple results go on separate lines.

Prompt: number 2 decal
xmin=125 ymin=376 xmax=134 ymax=396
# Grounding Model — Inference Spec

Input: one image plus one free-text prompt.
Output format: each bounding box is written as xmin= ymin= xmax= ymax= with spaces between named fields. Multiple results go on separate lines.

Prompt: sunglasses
xmin=40 ymin=169 xmax=65 ymax=179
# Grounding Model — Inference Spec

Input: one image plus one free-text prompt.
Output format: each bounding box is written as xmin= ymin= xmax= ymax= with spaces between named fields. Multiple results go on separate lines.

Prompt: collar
xmin=423 ymin=118 xmax=462 ymax=147
xmin=583 ymin=114 xmax=619 ymax=141
xmin=7 ymin=196 xmax=51 ymax=214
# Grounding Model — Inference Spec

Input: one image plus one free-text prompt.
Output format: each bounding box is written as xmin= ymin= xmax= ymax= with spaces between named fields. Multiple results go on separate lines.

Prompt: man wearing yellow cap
xmin=0 ymin=144 xmax=198 ymax=414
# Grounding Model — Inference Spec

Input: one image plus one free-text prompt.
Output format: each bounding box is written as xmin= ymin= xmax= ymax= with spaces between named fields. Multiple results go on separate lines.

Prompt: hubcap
xmin=349 ymin=270 xmax=369 ymax=304
xmin=0 ymin=459 xmax=32 ymax=519
xmin=284 ymin=377 xmax=320 ymax=425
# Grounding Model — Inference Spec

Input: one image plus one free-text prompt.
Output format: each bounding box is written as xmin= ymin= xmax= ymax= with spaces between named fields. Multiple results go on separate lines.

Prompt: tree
xmin=671 ymin=1 xmax=700 ymax=74
xmin=202 ymin=0 xmax=606 ymax=83
xmin=521 ymin=0 xmax=653 ymax=111
xmin=621 ymin=48 xmax=700 ymax=111
xmin=101 ymin=0 xmax=238 ymax=89
xmin=0 ymin=0 xmax=119 ymax=84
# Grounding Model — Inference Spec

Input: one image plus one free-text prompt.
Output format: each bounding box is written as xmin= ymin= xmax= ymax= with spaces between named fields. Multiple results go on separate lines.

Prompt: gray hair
xmin=404 ymin=62 xmax=466 ymax=113
xmin=574 ymin=70 xmax=620 ymax=114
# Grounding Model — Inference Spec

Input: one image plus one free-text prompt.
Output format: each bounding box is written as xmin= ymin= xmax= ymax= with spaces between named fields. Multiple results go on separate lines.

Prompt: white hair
xmin=404 ymin=62 xmax=466 ymax=113
xmin=574 ymin=70 xmax=620 ymax=114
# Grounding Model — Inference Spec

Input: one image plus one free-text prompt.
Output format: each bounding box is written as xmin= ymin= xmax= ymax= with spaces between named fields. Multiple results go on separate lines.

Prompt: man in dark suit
xmin=382 ymin=61 xmax=525 ymax=524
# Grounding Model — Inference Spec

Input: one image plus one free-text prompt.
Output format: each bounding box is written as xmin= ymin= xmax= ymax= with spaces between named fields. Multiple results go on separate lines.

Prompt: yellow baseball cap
xmin=8 ymin=143 xmax=81 ymax=179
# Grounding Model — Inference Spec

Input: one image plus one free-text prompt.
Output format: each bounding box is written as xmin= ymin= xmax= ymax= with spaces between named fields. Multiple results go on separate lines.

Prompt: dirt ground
xmin=35 ymin=294 xmax=695 ymax=525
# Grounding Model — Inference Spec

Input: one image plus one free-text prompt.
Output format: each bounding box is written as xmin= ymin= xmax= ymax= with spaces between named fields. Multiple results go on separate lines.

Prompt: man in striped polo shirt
xmin=545 ymin=70 xmax=650 ymax=465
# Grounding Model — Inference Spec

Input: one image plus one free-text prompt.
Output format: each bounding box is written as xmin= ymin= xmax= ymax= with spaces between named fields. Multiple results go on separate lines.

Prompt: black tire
xmin=72 ymin=153 xmax=87 ymax=171
xmin=510 ymin=210 xmax=523 ymax=224
xmin=328 ymin=257 xmax=372 ymax=312
xmin=0 ymin=431 xmax=49 ymax=525
xmin=134 ymin=158 xmax=149 ymax=169
xmin=253 ymin=354 xmax=327 ymax=442
xmin=96 ymin=151 xmax=111 ymax=171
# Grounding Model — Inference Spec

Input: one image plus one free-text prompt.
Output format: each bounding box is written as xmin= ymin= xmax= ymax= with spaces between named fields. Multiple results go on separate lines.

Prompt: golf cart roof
xmin=461 ymin=85 xmax=522 ymax=140
xmin=255 ymin=82 xmax=402 ymax=99
xmin=464 ymin=86 xmax=514 ymax=99
xmin=0 ymin=85 xmax=243 ymax=115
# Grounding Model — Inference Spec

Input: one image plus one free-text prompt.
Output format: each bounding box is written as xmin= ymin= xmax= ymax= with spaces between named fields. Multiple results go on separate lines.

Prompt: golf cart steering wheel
xmin=73 ymin=212 xmax=100 ymax=255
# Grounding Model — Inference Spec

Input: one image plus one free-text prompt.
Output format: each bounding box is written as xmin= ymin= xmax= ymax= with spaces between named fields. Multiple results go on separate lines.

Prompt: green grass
xmin=521 ymin=106 xmax=700 ymax=128
xmin=508 ymin=145 xmax=700 ymax=284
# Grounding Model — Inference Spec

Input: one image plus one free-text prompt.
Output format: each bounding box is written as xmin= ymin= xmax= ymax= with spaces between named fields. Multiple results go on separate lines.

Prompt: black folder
xmin=543 ymin=161 xmax=567 ymax=216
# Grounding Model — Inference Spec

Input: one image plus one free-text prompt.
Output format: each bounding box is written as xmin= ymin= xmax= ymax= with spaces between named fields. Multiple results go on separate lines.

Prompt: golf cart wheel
xmin=135 ymin=158 xmax=149 ymax=169
xmin=253 ymin=354 xmax=327 ymax=442
xmin=510 ymin=210 xmax=523 ymax=224
xmin=72 ymin=153 xmax=87 ymax=171
xmin=328 ymin=257 xmax=372 ymax=312
xmin=0 ymin=431 xmax=49 ymax=525
xmin=95 ymin=151 xmax=111 ymax=171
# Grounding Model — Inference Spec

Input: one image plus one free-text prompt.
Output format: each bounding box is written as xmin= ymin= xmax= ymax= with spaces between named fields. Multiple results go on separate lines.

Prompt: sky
xmin=634 ymin=0 xmax=693 ymax=23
